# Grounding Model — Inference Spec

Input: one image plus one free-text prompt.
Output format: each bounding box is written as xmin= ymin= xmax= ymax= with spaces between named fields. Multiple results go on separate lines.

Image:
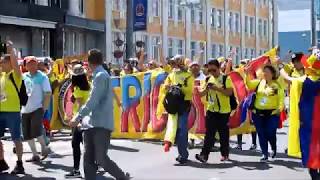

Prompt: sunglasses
xmin=208 ymin=68 xmax=218 ymax=73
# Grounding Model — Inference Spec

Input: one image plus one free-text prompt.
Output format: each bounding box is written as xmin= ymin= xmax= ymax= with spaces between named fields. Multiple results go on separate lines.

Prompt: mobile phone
xmin=207 ymin=83 xmax=214 ymax=88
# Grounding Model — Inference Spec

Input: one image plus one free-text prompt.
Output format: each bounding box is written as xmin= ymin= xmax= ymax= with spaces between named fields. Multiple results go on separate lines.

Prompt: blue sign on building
xmin=133 ymin=0 xmax=148 ymax=31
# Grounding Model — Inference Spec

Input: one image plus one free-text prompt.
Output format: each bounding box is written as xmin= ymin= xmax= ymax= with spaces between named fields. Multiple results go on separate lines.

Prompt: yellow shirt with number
xmin=204 ymin=75 xmax=233 ymax=114
xmin=164 ymin=70 xmax=194 ymax=101
xmin=246 ymin=78 xmax=284 ymax=111
xmin=0 ymin=71 xmax=22 ymax=112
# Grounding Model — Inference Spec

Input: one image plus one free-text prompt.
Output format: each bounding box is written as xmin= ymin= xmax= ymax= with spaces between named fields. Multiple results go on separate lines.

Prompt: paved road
xmin=0 ymin=126 xmax=310 ymax=180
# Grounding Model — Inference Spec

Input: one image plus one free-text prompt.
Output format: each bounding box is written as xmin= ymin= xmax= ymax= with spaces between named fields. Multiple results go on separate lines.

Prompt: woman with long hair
xmin=65 ymin=64 xmax=90 ymax=178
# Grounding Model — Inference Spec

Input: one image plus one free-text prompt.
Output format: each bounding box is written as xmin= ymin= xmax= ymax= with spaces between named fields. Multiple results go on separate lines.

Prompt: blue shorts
xmin=0 ymin=112 xmax=22 ymax=141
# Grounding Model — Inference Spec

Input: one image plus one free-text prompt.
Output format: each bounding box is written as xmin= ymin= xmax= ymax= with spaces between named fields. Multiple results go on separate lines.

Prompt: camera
xmin=0 ymin=36 xmax=7 ymax=55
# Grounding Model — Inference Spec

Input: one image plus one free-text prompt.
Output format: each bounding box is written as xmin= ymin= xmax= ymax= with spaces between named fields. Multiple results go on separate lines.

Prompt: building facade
xmin=0 ymin=0 xmax=105 ymax=59
xmin=104 ymin=0 xmax=278 ymax=64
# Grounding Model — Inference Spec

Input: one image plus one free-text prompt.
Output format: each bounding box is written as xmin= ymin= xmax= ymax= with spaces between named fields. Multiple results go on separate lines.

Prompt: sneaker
xmin=195 ymin=154 xmax=208 ymax=163
xmin=41 ymin=147 xmax=51 ymax=160
xmin=175 ymin=156 xmax=189 ymax=165
xmin=0 ymin=160 xmax=9 ymax=172
xmin=220 ymin=156 xmax=229 ymax=162
xmin=164 ymin=142 xmax=171 ymax=152
xmin=235 ymin=145 xmax=242 ymax=150
xmin=65 ymin=169 xmax=81 ymax=179
xmin=260 ymin=156 xmax=268 ymax=162
xmin=11 ymin=161 xmax=25 ymax=175
xmin=117 ymin=172 xmax=131 ymax=180
xmin=249 ymin=144 xmax=257 ymax=150
xmin=26 ymin=155 xmax=41 ymax=162
xmin=271 ymin=151 xmax=277 ymax=159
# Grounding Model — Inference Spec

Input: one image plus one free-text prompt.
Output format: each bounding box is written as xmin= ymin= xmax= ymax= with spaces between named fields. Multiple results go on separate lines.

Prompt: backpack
xmin=163 ymin=75 xmax=190 ymax=114
xmin=163 ymin=85 xmax=185 ymax=114
xmin=9 ymin=73 xmax=28 ymax=108
xmin=216 ymin=75 xmax=238 ymax=111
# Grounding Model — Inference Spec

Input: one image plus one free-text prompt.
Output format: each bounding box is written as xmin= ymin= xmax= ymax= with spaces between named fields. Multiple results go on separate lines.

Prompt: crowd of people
xmin=0 ymin=41 xmax=320 ymax=180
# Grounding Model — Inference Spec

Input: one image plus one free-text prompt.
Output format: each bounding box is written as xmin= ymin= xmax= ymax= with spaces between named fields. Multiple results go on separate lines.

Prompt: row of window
xmin=19 ymin=0 xmax=61 ymax=7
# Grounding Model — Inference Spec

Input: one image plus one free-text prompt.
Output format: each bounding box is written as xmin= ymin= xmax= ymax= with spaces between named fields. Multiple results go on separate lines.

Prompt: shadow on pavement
xmin=184 ymin=157 xmax=303 ymax=171
xmin=0 ymin=173 xmax=56 ymax=180
xmin=33 ymin=160 xmax=73 ymax=173
xmin=109 ymin=144 xmax=139 ymax=152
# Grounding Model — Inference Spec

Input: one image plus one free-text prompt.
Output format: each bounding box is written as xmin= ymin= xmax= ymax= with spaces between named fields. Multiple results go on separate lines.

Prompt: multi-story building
xmin=0 ymin=0 xmax=277 ymax=65
xmin=0 ymin=0 xmax=105 ymax=58
xmin=0 ymin=0 xmax=67 ymax=58
xmin=104 ymin=0 xmax=278 ymax=64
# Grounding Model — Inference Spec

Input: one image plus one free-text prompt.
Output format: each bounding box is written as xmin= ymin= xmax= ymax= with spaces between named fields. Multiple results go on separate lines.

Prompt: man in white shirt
xmin=21 ymin=56 xmax=52 ymax=162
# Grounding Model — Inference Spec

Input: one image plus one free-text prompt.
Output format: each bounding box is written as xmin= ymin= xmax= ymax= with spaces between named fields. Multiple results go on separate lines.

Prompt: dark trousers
xmin=72 ymin=127 xmax=82 ymax=170
xmin=237 ymin=132 xmax=257 ymax=146
xmin=201 ymin=111 xmax=230 ymax=158
xmin=309 ymin=168 xmax=320 ymax=180
xmin=83 ymin=128 xmax=126 ymax=180
xmin=175 ymin=110 xmax=189 ymax=160
xmin=252 ymin=113 xmax=279 ymax=157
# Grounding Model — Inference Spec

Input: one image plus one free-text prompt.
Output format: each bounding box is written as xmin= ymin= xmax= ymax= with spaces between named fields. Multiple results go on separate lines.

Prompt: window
xmin=191 ymin=41 xmax=197 ymax=59
xmin=244 ymin=48 xmax=249 ymax=59
xmin=211 ymin=44 xmax=217 ymax=58
xmin=249 ymin=17 xmax=255 ymax=35
xmin=211 ymin=8 xmax=216 ymax=27
xmin=79 ymin=0 xmax=84 ymax=14
xmin=217 ymin=10 xmax=223 ymax=29
xmin=218 ymin=44 xmax=224 ymax=57
xmin=258 ymin=19 xmax=263 ymax=37
xmin=263 ymin=20 xmax=268 ymax=38
xmin=245 ymin=16 xmax=249 ymax=34
xmin=168 ymin=0 xmax=174 ymax=19
xmin=228 ymin=12 xmax=233 ymax=32
xmin=113 ymin=0 xmax=120 ymax=10
xmin=177 ymin=39 xmax=184 ymax=55
xmin=34 ymin=0 xmax=49 ymax=6
xmin=152 ymin=0 xmax=161 ymax=17
xmin=41 ymin=30 xmax=49 ymax=56
xmin=152 ymin=36 xmax=160 ymax=60
xmin=178 ymin=0 xmax=183 ymax=21
xmin=251 ymin=49 xmax=255 ymax=59
xmin=228 ymin=46 xmax=233 ymax=58
xmin=259 ymin=50 xmax=263 ymax=56
xmin=199 ymin=10 xmax=203 ymax=25
xmin=236 ymin=47 xmax=240 ymax=64
xmin=72 ymin=32 xmax=78 ymax=55
xmin=235 ymin=13 xmax=240 ymax=33
xmin=168 ymin=38 xmax=174 ymax=57
xmin=191 ymin=9 xmax=195 ymax=23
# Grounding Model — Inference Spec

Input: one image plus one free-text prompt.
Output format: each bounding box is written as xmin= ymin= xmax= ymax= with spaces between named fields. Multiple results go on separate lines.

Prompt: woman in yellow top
xmin=245 ymin=65 xmax=284 ymax=162
xmin=65 ymin=64 xmax=90 ymax=178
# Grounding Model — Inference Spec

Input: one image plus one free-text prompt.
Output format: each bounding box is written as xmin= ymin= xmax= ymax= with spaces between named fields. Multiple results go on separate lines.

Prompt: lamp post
xmin=126 ymin=0 xmax=134 ymax=59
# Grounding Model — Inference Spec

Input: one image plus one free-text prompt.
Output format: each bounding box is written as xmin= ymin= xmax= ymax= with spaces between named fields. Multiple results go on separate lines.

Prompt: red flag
xmin=246 ymin=56 xmax=270 ymax=78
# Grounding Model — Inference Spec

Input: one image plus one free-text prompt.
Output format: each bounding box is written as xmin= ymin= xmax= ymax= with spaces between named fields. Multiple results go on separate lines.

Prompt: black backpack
xmin=216 ymin=75 xmax=238 ymax=111
xmin=9 ymin=73 xmax=28 ymax=108
xmin=163 ymin=85 xmax=185 ymax=114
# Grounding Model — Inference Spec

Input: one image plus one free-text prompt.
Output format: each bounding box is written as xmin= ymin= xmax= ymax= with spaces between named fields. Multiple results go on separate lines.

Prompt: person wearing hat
xmin=21 ymin=56 xmax=52 ymax=163
xmin=163 ymin=54 xmax=194 ymax=164
xmin=280 ymin=51 xmax=320 ymax=180
xmin=189 ymin=61 xmax=206 ymax=81
xmin=65 ymin=64 xmax=91 ymax=178
xmin=0 ymin=41 xmax=25 ymax=174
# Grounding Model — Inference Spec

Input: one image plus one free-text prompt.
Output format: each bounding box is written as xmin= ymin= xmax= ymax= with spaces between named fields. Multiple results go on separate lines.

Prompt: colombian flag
xmin=288 ymin=54 xmax=320 ymax=169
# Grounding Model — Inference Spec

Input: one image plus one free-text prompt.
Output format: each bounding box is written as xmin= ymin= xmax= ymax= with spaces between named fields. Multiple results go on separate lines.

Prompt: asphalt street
xmin=0 ymin=125 xmax=310 ymax=180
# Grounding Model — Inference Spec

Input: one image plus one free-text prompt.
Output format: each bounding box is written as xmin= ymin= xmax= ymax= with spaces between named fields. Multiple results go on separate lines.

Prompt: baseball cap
xmin=70 ymin=64 xmax=86 ymax=76
xmin=189 ymin=61 xmax=200 ymax=68
xmin=24 ymin=56 xmax=37 ymax=64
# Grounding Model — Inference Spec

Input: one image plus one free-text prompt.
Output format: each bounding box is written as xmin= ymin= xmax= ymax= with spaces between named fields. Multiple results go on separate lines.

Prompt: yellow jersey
xmin=0 ymin=71 xmax=22 ymax=112
xmin=246 ymin=78 xmax=284 ymax=111
xmin=164 ymin=69 xmax=194 ymax=101
xmin=204 ymin=75 xmax=234 ymax=114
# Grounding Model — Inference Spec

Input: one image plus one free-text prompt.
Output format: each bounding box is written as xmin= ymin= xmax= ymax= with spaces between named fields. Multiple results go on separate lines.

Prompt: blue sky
xmin=277 ymin=0 xmax=311 ymax=32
